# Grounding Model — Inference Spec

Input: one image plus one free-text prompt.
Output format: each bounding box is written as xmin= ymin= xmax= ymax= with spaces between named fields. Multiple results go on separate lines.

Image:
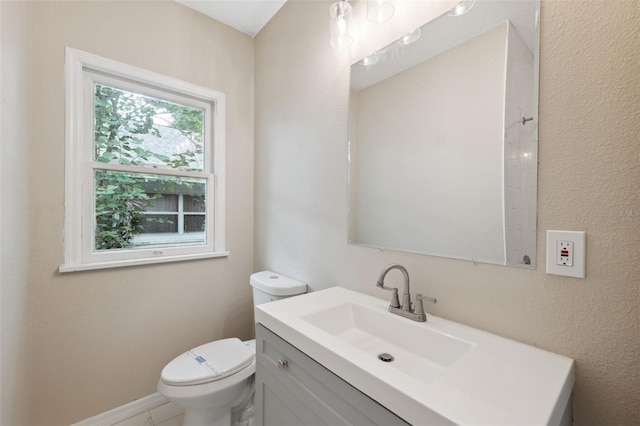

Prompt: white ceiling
xmin=176 ymin=0 xmax=288 ymax=37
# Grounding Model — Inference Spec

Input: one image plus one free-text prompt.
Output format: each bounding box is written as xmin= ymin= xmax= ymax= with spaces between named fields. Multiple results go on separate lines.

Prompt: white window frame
xmin=60 ymin=48 xmax=228 ymax=272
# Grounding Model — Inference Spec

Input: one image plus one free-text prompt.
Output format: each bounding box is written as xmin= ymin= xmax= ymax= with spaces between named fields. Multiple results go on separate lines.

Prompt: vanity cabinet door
xmin=255 ymin=324 xmax=409 ymax=426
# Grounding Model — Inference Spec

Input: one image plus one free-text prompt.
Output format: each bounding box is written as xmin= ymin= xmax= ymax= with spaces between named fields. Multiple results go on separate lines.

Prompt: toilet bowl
xmin=157 ymin=271 xmax=307 ymax=426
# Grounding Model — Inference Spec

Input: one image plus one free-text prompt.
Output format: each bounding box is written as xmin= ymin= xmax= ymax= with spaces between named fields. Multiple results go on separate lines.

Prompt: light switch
xmin=546 ymin=231 xmax=586 ymax=278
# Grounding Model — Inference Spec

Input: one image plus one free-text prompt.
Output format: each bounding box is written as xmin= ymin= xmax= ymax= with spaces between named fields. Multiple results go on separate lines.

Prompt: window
xmin=61 ymin=48 xmax=227 ymax=272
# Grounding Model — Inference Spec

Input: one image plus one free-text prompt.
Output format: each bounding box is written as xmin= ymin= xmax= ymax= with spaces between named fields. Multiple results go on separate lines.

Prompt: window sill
xmin=59 ymin=250 xmax=229 ymax=273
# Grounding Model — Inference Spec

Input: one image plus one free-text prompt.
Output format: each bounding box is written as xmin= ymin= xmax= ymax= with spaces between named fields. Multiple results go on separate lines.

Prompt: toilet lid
xmin=161 ymin=338 xmax=254 ymax=386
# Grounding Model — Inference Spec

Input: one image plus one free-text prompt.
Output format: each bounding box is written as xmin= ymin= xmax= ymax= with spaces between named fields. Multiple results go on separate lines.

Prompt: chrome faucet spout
xmin=377 ymin=264 xmax=411 ymax=311
xmin=375 ymin=264 xmax=436 ymax=322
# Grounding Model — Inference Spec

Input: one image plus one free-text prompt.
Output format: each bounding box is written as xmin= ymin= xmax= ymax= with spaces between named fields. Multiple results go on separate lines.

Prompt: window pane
xmin=94 ymin=83 xmax=205 ymax=172
xmin=140 ymin=215 xmax=178 ymax=233
xmin=147 ymin=194 xmax=178 ymax=212
xmin=94 ymin=170 xmax=206 ymax=250
xmin=184 ymin=195 xmax=206 ymax=212
xmin=185 ymin=215 xmax=206 ymax=233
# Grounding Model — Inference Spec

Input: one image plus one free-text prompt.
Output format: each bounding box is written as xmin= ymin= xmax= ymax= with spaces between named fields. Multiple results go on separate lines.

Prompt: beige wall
xmin=1 ymin=1 xmax=32 ymax=425
xmin=29 ymin=1 xmax=254 ymax=424
xmin=255 ymin=1 xmax=640 ymax=425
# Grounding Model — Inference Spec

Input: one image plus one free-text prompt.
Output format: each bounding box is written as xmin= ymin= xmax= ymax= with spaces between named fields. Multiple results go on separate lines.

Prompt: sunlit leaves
xmin=93 ymin=84 xmax=204 ymax=170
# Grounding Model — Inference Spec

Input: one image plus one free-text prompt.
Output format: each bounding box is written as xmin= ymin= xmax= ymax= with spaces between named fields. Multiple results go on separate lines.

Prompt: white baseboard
xmin=72 ymin=393 xmax=169 ymax=426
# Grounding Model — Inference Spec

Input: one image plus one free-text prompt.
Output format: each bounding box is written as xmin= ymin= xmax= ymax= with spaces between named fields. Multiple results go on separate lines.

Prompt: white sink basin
xmin=255 ymin=286 xmax=575 ymax=426
xmin=302 ymin=302 xmax=473 ymax=384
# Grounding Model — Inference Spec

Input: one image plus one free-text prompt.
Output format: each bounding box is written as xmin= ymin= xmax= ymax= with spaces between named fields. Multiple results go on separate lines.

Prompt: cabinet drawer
xmin=255 ymin=324 xmax=409 ymax=426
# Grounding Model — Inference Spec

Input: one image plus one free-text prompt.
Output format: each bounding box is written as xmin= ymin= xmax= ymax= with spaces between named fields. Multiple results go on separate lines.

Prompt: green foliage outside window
xmin=93 ymin=84 xmax=205 ymax=250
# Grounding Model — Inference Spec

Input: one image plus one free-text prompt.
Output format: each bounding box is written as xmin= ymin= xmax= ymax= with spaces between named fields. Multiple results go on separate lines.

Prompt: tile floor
xmin=110 ymin=401 xmax=184 ymax=426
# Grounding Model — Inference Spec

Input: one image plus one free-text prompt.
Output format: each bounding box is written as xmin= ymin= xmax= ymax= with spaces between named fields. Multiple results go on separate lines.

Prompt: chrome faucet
xmin=376 ymin=264 xmax=436 ymax=322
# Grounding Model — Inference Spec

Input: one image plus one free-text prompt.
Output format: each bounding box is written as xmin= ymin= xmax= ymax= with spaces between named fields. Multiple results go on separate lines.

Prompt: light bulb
xmin=361 ymin=51 xmax=379 ymax=66
xmin=337 ymin=16 xmax=346 ymax=35
xmin=397 ymin=28 xmax=421 ymax=45
xmin=447 ymin=0 xmax=475 ymax=17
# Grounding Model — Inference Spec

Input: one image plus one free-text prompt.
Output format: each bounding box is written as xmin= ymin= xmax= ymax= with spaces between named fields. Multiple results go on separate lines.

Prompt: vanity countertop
xmin=255 ymin=286 xmax=574 ymax=426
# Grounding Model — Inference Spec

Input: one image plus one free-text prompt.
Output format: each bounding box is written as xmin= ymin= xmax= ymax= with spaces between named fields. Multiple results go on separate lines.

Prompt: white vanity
xmin=254 ymin=287 xmax=574 ymax=425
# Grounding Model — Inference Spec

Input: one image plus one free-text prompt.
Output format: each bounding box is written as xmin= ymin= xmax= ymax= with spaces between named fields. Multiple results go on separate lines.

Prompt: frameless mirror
xmin=348 ymin=0 xmax=540 ymax=268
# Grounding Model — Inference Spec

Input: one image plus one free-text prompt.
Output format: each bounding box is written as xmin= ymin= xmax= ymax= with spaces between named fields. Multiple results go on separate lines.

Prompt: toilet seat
xmin=161 ymin=338 xmax=254 ymax=386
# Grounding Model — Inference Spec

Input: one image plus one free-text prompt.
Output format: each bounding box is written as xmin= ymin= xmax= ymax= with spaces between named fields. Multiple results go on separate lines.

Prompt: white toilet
xmin=157 ymin=271 xmax=307 ymax=426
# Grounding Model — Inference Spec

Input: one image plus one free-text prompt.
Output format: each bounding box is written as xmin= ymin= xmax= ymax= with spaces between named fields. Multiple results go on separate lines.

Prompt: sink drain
xmin=378 ymin=352 xmax=394 ymax=362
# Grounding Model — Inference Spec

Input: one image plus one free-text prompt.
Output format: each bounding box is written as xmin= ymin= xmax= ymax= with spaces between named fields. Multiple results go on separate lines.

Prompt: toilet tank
xmin=250 ymin=271 xmax=307 ymax=306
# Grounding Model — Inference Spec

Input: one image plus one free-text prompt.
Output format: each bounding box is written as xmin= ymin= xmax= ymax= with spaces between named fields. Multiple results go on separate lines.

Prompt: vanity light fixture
xmin=367 ymin=0 xmax=395 ymax=24
xmin=397 ymin=28 xmax=421 ymax=45
xmin=447 ymin=0 xmax=475 ymax=17
xmin=329 ymin=0 xmax=354 ymax=49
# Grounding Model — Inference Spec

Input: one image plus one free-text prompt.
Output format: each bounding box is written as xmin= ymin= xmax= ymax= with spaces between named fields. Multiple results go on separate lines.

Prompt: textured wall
xmin=1 ymin=2 xmax=32 ymax=425
xmin=29 ymin=1 xmax=254 ymax=424
xmin=255 ymin=1 xmax=640 ymax=424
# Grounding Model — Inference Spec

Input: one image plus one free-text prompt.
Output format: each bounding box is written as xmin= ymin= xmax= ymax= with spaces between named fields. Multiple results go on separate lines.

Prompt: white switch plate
xmin=546 ymin=230 xmax=586 ymax=278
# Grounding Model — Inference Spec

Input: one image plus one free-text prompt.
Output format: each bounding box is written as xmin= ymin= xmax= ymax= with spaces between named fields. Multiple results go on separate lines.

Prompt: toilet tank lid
xmin=250 ymin=271 xmax=307 ymax=296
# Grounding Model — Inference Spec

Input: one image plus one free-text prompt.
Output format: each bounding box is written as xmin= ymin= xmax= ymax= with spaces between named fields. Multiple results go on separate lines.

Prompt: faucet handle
xmin=416 ymin=294 xmax=437 ymax=304
xmin=376 ymin=278 xmax=402 ymax=307
xmin=377 ymin=281 xmax=401 ymax=308
xmin=389 ymin=288 xmax=401 ymax=308
xmin=413 ymin=294 xmax=436 ymax=317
